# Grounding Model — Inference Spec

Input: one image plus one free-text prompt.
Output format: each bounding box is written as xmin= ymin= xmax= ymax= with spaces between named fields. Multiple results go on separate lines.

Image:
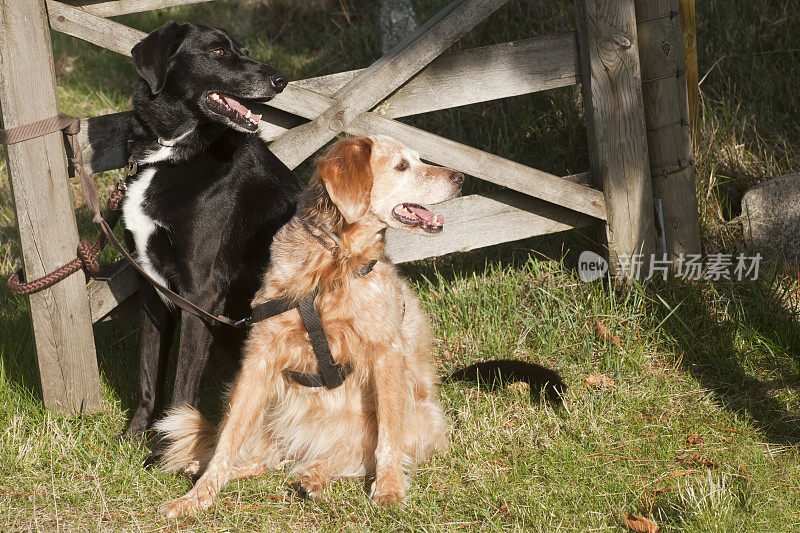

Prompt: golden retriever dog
xmin=156 ymin=135 xmax=463 ymax=516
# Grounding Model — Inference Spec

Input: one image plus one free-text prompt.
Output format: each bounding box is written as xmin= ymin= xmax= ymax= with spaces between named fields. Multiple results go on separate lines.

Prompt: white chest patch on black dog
xmin=122 ymin=130 xmax=194 ymax=302
xmin=123 ymin=166 xmax=170 ymax=292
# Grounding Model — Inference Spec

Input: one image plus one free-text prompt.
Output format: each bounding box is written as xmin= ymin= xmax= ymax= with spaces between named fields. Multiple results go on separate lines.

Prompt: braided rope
xmin=1 ymin=115 xmax=129 ymax=295
xmin=7 ymin=189 xmax=125 ymax=295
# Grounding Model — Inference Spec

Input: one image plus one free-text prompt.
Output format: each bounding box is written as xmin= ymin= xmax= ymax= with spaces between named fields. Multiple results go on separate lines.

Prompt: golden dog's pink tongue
xmin=406 ymin=204 xmax=443 ymax=224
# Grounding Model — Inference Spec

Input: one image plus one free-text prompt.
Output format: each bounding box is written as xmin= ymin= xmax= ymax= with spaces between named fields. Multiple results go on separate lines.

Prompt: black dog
xmin=121 ymin=22 xmax=302 ymax=438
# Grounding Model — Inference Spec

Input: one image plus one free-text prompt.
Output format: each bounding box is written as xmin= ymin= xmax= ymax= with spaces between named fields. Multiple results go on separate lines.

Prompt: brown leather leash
xmin=97 ymin=194 xmax=359 ymax=388
xmin=1 ymin=115 xmax=125 ymax=295
xmin=1 ymin=114 xmax=358 ymax=389
xmin=0 ymin=114 xmax=237 ymax=322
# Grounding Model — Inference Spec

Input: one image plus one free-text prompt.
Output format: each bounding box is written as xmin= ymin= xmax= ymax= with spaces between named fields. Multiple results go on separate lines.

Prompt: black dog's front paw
xmin=116 ymin=413 xmax=156 ymax=441
xmin=143 ymin=449 xmax=163 ymax=470
xmin=117 ymin=412 xmax=151 ymax=441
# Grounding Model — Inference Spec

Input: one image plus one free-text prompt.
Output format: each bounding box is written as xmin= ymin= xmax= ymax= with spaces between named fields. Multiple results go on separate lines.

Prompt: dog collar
xmin=301 ymin=220 xmax=377 ymax=277
xmin=354 ymin=259 xmax=377 ymax=277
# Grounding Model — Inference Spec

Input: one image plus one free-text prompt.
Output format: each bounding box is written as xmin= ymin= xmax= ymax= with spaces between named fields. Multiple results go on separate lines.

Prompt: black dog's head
xmin=132 ymin=22 xmax=286 ymax=133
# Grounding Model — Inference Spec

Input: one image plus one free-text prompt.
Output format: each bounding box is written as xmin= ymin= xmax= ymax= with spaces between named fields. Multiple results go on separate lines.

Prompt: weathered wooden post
xmin=679 ymin=0 xmax=699 ymax=148
xmin=574 ymin=0 xmax=657 ymax=279
xmin=634 ymin=0 xmax=701 ymax=260
xmin=0 ymin=0 xmax=101 ymax=414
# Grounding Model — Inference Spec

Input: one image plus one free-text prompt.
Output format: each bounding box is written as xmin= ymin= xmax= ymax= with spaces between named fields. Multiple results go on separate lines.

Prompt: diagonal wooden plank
xmin=47 ymin=0 xmax=146 ymax=57
xmin=268 ymin=0 xmax=510 ymax=169
xmin=267 ymin=81 xmax=606 ymax=220
xmin=63 ymin=0 xmax=212 ymax=18
xmin=348 ymin=113 xmax=607 ymax=220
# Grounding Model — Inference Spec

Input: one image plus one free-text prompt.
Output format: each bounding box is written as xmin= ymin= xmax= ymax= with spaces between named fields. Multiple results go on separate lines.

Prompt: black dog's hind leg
xmin=122 ymin=283 xmax=177 ymax=439
xmin=171 ymin=310 xmax=216 ymax=409
xmin=144 ymin=304 xmax=219 ymax=469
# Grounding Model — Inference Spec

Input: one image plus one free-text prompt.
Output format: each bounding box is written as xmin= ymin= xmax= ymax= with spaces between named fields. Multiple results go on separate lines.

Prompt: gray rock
xmin=741 ymin=173 xmax=800 ymax=260
xmin=379 ymin=0 xmax=418 ymax=54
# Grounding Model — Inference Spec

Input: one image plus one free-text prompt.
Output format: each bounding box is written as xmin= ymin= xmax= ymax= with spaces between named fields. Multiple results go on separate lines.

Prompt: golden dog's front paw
xmin=371 ymin=488 xmax=405 ymax=507
xmin=370 ymin=477 xmax=405 ymax=508
xmin=160 ymin=487 xmax=214 ymax=518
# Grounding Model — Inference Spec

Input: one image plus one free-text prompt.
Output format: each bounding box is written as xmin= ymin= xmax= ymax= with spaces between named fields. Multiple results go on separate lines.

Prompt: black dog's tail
xmin=446 ymin=360 xmax=567 ymax=403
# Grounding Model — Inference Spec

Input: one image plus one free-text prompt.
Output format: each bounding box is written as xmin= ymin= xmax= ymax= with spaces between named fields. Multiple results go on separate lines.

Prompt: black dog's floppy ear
xmin=131 ymin=21 xmax=187 ymax=95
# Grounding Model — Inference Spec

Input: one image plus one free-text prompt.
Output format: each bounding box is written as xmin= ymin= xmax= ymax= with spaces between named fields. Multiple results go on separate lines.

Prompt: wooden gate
xmin=0 ymin=0 xmax=700 ymax=414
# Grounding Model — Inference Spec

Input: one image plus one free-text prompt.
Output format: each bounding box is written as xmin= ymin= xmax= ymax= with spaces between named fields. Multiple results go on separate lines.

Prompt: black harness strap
xmin=283 ymin=364 xmax=353 ymax=387
xmin=244 ymin=260 xmax=376 ymax=390
xmin=244 ymin=296 xmax=297 ymax=326
xmin=295 ymin=292 xmax=347 ymax=389
xmin=246 ymin=293 xmax=349 ymax=389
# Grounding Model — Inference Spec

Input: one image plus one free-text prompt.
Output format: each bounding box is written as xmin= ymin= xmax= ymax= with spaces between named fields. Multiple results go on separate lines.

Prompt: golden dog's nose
xmin=449 ymin=171 xmax=464 ymax=185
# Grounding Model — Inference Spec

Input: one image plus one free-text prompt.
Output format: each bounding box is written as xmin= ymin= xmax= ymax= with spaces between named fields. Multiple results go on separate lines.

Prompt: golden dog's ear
xmin=317 ymin=137 xmax=374 ymax=224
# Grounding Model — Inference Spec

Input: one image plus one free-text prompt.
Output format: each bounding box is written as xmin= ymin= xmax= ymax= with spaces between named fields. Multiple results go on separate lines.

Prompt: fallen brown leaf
xmin=622 ymin=512 xmax=660 ymax=533
xmin=507 ymin=381 xmax=530 ymax=392
xmin=676 ymin=453 xmax=716 ymax=469
xmin=686 ymin=434 xmax=704 ymax=446
xmin=583 ymin=374 xmax=616 ymax=388
xmin=596 ymin=320 xmax=623 ymax=345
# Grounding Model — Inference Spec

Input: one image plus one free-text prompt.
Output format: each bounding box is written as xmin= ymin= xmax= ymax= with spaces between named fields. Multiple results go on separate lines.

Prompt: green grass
xmin=2 ymin=0 xmax=800 ymax=530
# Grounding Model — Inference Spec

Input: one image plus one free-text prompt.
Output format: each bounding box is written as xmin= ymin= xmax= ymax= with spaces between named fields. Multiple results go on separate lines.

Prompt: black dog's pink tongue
xmin=406 ymin=204 xmax=443 ymax=225
xmin=221 ymin=95 xmax=261 ymax=122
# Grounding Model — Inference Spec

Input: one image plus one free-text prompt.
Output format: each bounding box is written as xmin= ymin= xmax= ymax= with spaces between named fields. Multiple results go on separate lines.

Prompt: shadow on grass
xmin=0 ymin=286 xmax=41 ymax=400
xmin=0 ymin=277 xmax=142 ymax=413
xmin=648 ymin=271 xmax=800 ymax=446
xmin=0 ymin=275 xmax=239 ymax=432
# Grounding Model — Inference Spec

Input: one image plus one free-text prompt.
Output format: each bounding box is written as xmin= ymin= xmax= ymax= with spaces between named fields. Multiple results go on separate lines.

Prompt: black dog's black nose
xmin=270 ymin=74 xmax=287 ymax=91
xmin=449 ymin=171 xmax=464 ymax=185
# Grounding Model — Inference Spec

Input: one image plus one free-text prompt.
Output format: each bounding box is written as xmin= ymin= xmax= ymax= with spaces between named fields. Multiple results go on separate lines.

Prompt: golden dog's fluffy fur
xmin=156 ymin=135 xmax=462 ymax=516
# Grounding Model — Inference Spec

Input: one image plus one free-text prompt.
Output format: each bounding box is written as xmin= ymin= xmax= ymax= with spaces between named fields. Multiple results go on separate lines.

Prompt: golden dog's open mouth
xmin=392 ymin=203 xmax=444 ymax=234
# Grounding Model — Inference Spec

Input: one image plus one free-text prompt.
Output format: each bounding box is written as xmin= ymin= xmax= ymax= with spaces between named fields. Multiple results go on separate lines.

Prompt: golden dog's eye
xmin=395 ymin=159 xmax=409 ymax=171
xmin=213 ymin=49 xmax=225 ymax=56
